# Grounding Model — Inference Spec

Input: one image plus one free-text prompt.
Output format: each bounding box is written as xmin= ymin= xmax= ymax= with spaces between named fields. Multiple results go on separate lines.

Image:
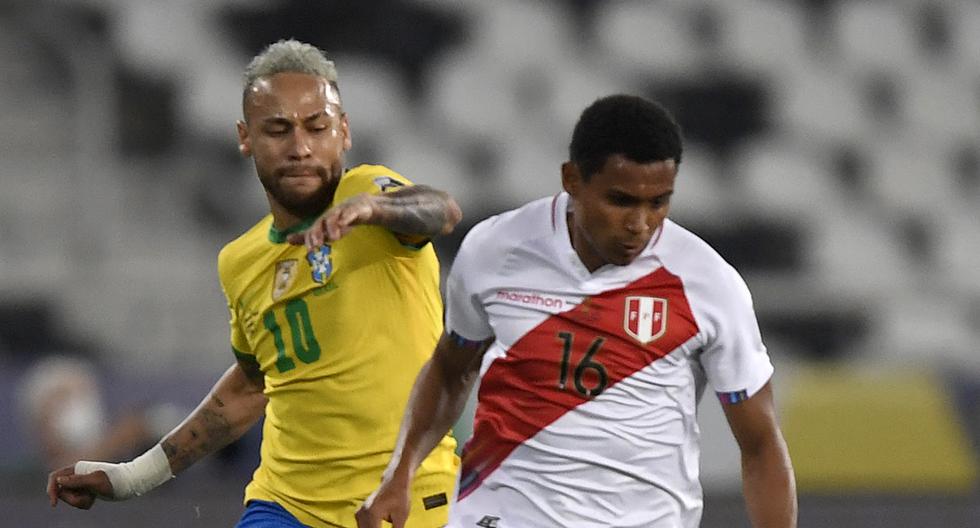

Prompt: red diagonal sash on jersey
xmin=458 ymin=267 xmax=699 ymax=498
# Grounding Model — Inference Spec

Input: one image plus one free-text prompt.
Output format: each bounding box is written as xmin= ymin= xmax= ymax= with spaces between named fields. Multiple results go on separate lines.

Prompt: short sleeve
xmin=224 ymin=288 xmax=255 ymax=362
xmin=218 ymin=247 xmax=256 ymax=362
xmin=444 ymin=223 xmax=494 ymax=341
xmin=336 ymin=164 xmax=414 ymax=199
xmin=337 ymin=165 xmax=436 ymax=252
xmin=699 ymin=266 xmax=773 ymax=400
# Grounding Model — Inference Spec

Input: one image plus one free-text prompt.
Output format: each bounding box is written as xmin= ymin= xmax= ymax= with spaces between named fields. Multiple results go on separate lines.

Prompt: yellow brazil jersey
xmin=217 ymin=164 xmax=459 ymax=528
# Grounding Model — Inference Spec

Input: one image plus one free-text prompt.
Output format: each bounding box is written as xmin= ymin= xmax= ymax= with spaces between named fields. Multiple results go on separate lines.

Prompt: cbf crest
xmin=624 ymin=296 xmax=668 ymax=345
xmin=307 ymin=245 xmax=333 ymax=284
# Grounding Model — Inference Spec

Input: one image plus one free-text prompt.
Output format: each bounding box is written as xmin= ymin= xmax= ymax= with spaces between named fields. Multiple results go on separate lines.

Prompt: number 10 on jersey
xmin=263 ymin=299 xmax=322 ymax=373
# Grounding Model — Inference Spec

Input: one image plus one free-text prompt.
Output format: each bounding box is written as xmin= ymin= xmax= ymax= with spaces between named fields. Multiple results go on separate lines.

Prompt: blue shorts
xmin=235 ymin=500 xmax=308 ymax=528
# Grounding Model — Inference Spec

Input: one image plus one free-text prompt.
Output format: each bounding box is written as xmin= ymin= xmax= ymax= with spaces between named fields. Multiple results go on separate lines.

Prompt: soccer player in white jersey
xmin=357 ymin=95 xmax=797 ymax=528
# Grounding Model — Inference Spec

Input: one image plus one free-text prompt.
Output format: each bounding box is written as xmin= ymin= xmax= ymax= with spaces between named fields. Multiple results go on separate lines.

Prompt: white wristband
xmin=75 ymin=444 xmax=174 ymax=500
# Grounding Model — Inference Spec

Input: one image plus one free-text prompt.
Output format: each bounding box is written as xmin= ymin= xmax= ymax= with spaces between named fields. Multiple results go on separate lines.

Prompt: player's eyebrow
xmin=607 ymin=188 xmax=673 ymax=199
xmin=259 ymin=111 xmax=333 ymax=126
xmin=302 ymin=111 xmax=328 ymax=123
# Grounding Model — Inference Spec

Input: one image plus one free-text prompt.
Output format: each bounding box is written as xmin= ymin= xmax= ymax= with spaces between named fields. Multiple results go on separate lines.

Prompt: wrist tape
xmin=74 ymin=443 xmax=174 ymax=500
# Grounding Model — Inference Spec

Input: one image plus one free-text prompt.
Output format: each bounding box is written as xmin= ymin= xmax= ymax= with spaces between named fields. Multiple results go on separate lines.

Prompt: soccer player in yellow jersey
xmin=46 ymin=39 xmax=462 ymax=528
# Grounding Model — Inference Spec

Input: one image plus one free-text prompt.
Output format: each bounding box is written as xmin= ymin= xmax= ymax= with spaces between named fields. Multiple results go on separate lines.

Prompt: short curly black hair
xmin=569 ymin=95 xmax=682 ymax=181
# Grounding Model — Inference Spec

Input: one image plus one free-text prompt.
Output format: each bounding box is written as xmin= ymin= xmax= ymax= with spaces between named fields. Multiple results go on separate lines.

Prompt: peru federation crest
xmin=624 ymin=296 xmax=667 ymax=345
xmin=307 ymin=245 xmax=332 ymax=284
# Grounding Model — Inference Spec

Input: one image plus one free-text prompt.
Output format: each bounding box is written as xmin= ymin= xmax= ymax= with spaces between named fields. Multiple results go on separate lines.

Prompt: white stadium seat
xmin=593 ymin=1 xmax=701 ymax=80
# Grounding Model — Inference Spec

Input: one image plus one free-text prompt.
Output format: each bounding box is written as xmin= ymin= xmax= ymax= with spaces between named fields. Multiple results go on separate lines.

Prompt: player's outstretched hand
xmin=355 ymin=480 xmax=412 ymax=528
xmin=47 ymin=464 xmax=112 ymax=509
xmin=287 ymin=193 xmax=379 ymax=249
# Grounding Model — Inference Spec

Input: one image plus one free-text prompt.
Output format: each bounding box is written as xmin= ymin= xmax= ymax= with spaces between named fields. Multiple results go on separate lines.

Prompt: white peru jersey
xmin=444 ymin=193 xmax=774 ymax=528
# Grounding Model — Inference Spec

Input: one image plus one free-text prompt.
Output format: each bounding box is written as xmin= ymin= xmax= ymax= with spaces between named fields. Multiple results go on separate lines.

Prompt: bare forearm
xmin=388 ymin=356 xmax=476 ymax=482
xmin=373 ymin=185 xmax=462 ymax=238
xmin=742 ymin=438 xmax=797 ymax=528
xmin=722 ymin=382 xmax=797 ymax=527
xmin=160 ymin=365 xmax=266 ymax=474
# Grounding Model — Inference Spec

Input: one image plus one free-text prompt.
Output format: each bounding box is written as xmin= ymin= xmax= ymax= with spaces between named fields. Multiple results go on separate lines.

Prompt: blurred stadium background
xmin=1 ymin=0 xmax=978 ymax=526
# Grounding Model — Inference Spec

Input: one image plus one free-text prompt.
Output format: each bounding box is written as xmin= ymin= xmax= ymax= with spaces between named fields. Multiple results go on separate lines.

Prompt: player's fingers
xmin=299 ymin=220 xmax=315 ymax=249
xmin=286 ymin=232 xmax=304 ymax=245
xmin=47 ymin=466 xmax=74 ymax=507
xmin=333 ymin=201 xmax=358 ymax=223
xmin=304 ymin=226 xmax=315 ymax=250
xmin=56 ymin=470 xmax=108 ymax=493
xmin=55 ymin=473 xmax=88 ymax=489
xmin=354 ymin=506 xmax=380 ymax=528
xmin=340 ymin=203 xmax=362 ymax=224
xmin=325 ymin=213 xmax=343 ymax=242
xmin=48 ymin=479 xmax=58 ymax=507
xmin=47 ymin=476 xmax=59 ymax=507
xmin=58 ymin=487 xmax=96 ymax=509
xmin=348 ymin=200 xmax=373 ymax=226
xmin=312 ymin=217 xmax=327 ymax=247
xmin=330 ymin=203 xmax=368 ymax=241
xmin=389 ymin=510 xmax=409 ymax=528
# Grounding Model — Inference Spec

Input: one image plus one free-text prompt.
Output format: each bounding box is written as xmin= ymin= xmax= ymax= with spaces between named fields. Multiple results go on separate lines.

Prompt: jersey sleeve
xmin=337 ymin=164 xmax=414 ymax=199
xmin=227 ymin=293 xmax=254 ymax=361
xmin=444 ymin=221 xmax=494 ymax=341
xmin=336 ymin=164 xmax=433 ymax=252
xmin=218 ymin=247 xmax=255 ymax=362
xmin=699 ymin=265 xmax=773 ymax=402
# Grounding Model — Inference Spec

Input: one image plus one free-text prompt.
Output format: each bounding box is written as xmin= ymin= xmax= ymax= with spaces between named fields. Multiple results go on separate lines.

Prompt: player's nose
xmin=624 ymin=208 xmax=649 ymax=235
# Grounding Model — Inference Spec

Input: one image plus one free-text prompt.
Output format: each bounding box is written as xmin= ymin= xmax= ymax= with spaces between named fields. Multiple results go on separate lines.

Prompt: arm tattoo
xmin=162 ymin=394 xmax=235 ymax=474
xmin=376 ymin=185 xmax=461 ymax=238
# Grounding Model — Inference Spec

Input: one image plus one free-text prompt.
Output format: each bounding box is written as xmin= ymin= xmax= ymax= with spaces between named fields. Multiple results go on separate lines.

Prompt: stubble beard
xmin=259 ymin=164 xmax=341 ymax=219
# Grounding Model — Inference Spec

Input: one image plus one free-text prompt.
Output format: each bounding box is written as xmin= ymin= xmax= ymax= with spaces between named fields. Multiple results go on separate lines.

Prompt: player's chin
xmin=278 ymin=189 xmax=331 ymax=215
xmin=605 ymin=248 xmax=643 ymax=267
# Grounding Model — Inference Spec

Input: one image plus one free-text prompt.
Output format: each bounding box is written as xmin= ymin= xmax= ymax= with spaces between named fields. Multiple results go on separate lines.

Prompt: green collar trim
xmin=268 ymin=216 xmax=318 ymax=244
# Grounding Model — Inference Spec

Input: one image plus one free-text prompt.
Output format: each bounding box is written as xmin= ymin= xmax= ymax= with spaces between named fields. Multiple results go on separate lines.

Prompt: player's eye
xmin=608 ymin=195 xmax=635 ymax=207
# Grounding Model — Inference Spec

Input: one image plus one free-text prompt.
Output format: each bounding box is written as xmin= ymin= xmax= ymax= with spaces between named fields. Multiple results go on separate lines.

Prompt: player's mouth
xmin=617 ymin=241 xmax=646 ymax=259
xmin=277 ymin=166 xmax=325 ymax=187
xmin=279 ymin=164 xmax=322 ymax=177
xmin=282 ymin=169 xmax=318 ymax=179
xmin=621 ymin=239 xmax=645 ymax=251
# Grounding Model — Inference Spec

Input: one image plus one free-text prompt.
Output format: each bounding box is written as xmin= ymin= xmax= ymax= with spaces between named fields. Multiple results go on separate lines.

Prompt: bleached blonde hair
xmin=242 ymin=39 xmax=341 ymax=115
xmin=243 ymin=38 xmax=337 ymax=88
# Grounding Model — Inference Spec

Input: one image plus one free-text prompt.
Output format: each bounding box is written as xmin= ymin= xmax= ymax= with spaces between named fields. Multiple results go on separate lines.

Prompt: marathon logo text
xmin=495 ymin=290 xmax=567 ymax=310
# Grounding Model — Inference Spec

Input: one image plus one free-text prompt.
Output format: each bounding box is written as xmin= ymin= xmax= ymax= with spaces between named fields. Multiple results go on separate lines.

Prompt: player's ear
xmin=340 ymin=113 xmax=352 ymax=151
xmin=236 ymin=120 xmax=251 ymax=157
xmin=561 ymin=161 xmax=582 ymax=196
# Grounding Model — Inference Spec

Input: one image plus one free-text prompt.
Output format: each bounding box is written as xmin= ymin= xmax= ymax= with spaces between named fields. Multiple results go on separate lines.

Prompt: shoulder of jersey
xmin=658 ymin=218 xmax=739 ymax=280
xmin=218 ymin=215 xmax=274 ymax=274
xmin=459 ymin=195 xmax=556 ymax=258
xmin=336 ymin=163 xmax=409 ymax=199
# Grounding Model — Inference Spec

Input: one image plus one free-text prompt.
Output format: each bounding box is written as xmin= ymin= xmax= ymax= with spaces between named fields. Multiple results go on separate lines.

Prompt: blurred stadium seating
xmin=1 ymin=0 xmax=978 ymax=525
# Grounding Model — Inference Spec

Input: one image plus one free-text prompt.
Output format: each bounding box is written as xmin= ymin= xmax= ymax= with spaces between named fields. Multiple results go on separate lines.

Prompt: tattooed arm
xmin=372 ymin=185 xmax=462 ymax=238
xmin=161 ymin=359 xmax=267 ymax=473
xmin=47 ymin=360 xmax=266 ymax=509
xmin=288 ymin=185 xmax=463 ymax=248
